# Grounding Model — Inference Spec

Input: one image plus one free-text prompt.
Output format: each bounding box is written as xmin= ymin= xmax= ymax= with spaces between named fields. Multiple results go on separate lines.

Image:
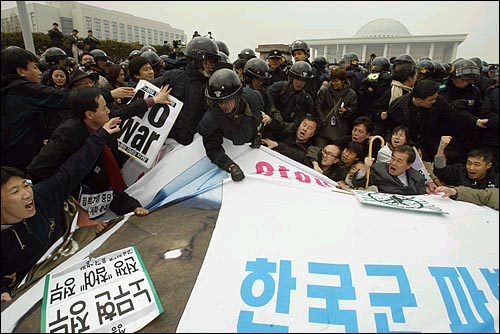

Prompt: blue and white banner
xmin=177 ymin=176 xmax=499 ymax=332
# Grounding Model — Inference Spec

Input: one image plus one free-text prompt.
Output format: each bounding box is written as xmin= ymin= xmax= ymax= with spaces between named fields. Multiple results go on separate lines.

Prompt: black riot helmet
xmin=238 ymin=48 xmax=256 ymax=60
xmin=218 ymin=51 xmax=230 ymax=63
xmin=341 ymin=52 xmax=360 ymax=67
xmin=214 ymin=51 xmax=233 ymax=71
xmin=289 ymin=40 xmax=310 ymax=55
xmin=469 ymin=57 xmax=482 ymax=69
xmin=38 ymin=57 xmax=49 ymax=72
xmin=90 ymin=49 xmax=110 ymax=62
xmin=244 ymin=58 xmax=271 ymax=80
xmin=288 ymin=61 xmax=314 ymax=81
xmin=431 ymin=61 xmax=447 ymax=81
xmin=140 ymin=45 xmax=157 ymax=53
xmin=312 ymin=56 xmax=328 ymax=69
xmin=141 ymin=50 xmax=160 ymax=67
xmin=393 ymin=54 xmax=416 ymax=66
xmin=450 ymin=59 xmax=480 ymax=80
xmin=205 ymin=68 xmax=243 ymax=102
xmin=215 ymin=40 xmax=230 ymax=57
xmin=128 ymin=49 xmax=141 ymax=61
xmin=44 ymin=47 xmax=67 ymax=65
xmin=186 ymin=36 xmax=220 ymax=61
xmin=418 ymin=56 xmax=432 ymax=62
xmin=416 ymin=60 xmax=435 ymax=78
xmin=370 ymin=56 xmax=391 ymax=73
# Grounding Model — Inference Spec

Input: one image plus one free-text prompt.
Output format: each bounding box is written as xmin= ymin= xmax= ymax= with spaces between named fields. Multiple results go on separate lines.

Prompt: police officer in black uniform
xmin=289 ymin=40 xmax=319 ymax=101
xmin=268 ymin=61 xmax=316 ymax=135
xmin=151 ymin=36 xmax=220 ymax=145
xmin=198 ymin=68 xmax=263 ymax=182
xmin=267 ymin=49 xmax=287 ymax=85
xmin=439 ymin=58 xmax=483 ymax=160
xmin=358 ymin=56 xmax=392 ymax=120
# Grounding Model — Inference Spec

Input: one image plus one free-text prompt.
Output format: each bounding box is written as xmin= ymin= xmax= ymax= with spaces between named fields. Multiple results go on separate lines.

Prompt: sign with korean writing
xmin=117 ymin=79 xmax=183 ymax=169
xmin=41 ymin=246 xmax=163 ymax=333
xmin=177 ymin=177 xmax=498 ymax=332
xmin=352 ymin=190 xmax=448 ymax=214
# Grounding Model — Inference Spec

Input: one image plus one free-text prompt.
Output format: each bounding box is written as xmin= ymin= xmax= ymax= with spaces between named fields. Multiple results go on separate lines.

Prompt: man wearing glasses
xmin=306 ymin=144 xmax=343 ymax=180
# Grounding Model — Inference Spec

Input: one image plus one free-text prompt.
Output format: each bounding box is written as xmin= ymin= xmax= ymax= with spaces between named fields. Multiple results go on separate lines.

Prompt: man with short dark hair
xmin=48 ymin=22 xmax=63 ymax=48
xmin=1 ymin=47 xmax=69 ymax=170
xmin=27 ymin=86 xmax=172 ymax=219
xmin=69 ymin=29 xmax=82 ymax=62
xmin=83 ymin=29 xmax=99 ymax=51
xmin=353 ymin=145 xmax=426 ymax=195
xmin=262 ymin=115 xmax=319 ymax=165
xmin=433 ymin=136 xmax=499 ymax=189
xmin=388 ymin=79 xmax=488 ymax=161
xmin=1 ymin=117 xmax=121 ymax=302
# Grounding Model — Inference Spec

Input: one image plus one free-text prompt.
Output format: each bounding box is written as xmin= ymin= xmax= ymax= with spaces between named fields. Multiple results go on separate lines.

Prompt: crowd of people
xmin=1 ymin=30 xmax=499 ymax=302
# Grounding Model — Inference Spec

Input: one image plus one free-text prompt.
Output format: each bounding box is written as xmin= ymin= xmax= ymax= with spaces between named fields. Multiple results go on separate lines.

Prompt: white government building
xmin=1 ymin=1 xmax=186 ymax=46
xmin=258 ymin=18 xmax=467 ymax=64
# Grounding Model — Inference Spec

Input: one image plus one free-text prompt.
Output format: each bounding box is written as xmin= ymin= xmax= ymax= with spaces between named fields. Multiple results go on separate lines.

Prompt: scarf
xmin=389 ymin=80 xmax=413 ymax=106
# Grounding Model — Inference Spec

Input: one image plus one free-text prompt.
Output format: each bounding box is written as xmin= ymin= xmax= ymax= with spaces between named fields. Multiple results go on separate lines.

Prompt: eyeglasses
xmin=322 ymin=149 xmax=340 ymax=159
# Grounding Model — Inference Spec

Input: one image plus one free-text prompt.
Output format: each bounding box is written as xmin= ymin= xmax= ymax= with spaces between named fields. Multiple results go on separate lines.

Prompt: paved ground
xmin=9 ymin=203 xmax=219 ymax=333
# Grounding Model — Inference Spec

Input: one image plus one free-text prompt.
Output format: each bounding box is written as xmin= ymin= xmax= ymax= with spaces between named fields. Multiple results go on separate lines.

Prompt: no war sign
xmin=118 ymin=80 xmax=183 ymax=169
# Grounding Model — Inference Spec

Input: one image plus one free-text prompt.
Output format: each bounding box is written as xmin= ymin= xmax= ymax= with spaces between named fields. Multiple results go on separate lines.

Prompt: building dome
xmin=354 ymin=18 xmax=411 ymax=38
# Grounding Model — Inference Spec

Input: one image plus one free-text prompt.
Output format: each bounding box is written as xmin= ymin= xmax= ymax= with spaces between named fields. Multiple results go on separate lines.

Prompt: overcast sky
xmin=4 ymin=1 xmax=499 ymax=63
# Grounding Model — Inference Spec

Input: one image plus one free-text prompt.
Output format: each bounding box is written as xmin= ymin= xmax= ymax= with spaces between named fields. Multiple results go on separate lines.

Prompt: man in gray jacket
xmin=353 ymin=145 xmax=426 ymax=195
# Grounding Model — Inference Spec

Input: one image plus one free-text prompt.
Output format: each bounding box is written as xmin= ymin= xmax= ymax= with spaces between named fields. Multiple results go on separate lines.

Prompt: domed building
xmin=256 ymin=18 xmax=466 ymax=64
xmin=304 ymin=18 xmax=466 ymax=63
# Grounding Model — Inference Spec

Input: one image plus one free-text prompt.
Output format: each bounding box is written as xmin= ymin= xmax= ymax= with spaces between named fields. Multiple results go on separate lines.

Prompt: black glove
xmin=250 ymin=132 xmax=262 ymax=149
xmin=229 ymin=163 xmax=245 ymax=182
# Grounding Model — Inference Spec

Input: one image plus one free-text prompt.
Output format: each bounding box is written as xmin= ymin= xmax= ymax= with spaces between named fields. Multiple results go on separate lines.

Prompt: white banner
xmin=117 ymin=80 xmax=183 ymax=169
xmin=41 ymin=246 xmax=162 ymax=333
xmin=125 ymin=136 xmax=338 ymax=209
xmin=177 ymin=176 xmax=499 ymax=332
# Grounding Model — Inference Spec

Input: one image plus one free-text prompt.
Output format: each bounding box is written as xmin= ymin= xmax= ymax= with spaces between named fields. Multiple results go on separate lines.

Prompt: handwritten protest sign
xmin=118 ymin=80 xmax=183 ymax=169
xmin=353 ymin=190 xmax=448 ymax=214
xmin=41 ymin=246 xmax=162 ymax=333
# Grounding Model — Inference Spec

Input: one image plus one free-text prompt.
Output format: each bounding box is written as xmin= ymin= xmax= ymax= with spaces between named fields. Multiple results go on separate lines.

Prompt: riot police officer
xmin=440 ymin=58 xmax=483 ymax=159
xmin=151 ymin=36 xmax=220 ymax=145
xmin=198 ymin=68 xmax=263 ymax=182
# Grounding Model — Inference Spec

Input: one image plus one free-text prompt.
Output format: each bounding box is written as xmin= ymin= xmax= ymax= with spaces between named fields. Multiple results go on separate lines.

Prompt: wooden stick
xmin=365 ymin=135 xmax=385 ymax=189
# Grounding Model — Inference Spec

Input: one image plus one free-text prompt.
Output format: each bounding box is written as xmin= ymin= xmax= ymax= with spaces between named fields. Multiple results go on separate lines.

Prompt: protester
xmin=27 ymin=86 xmax=172 ymax=219
xmin=435 ymin=186 xmax=499 ymax=210
xmin=1 ymin=47 xmax=69 ymax=171
xmin=352 ymin=145 xmax=426 ymax=195
xmin=1 ymin=116 xmax=121 ymax=302
xmin=433 ymin=136 xmax=499 ymax=189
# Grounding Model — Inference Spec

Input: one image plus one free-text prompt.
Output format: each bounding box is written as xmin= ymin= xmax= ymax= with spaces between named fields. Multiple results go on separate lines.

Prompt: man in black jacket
xmin=151 ymin=36 xmax=220 ymax=145
xmin=433 ymin=136 xmax=498 ymax=189
xmin=48 ymin=22 xmax=63 ymax=49
xmin=1 ymin=47 xmax=69 ymax=171
xmin=28 ymin=86 xmax=171 ymax=219
xmin=198 ymin=69 xmax=262 ymax=182
xmin=1 ymin=117 xmax=121 ymax=302
xmin=387 ymin=79 xmax=488 ymax=161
